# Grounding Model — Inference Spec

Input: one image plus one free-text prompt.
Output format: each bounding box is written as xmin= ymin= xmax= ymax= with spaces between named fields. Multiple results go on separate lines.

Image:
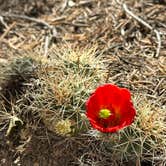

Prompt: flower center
xmin=99 ymin=109 xmax=111 ymax=119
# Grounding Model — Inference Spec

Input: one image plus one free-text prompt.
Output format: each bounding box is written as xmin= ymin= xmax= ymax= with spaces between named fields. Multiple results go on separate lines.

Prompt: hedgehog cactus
xmin=8 ymin=45 xmax=107 ymax=136
xmin=0 ymin=56 xmax=39 ymax=136
xmin=96 ymin=98 xmax=166 ymax=164
xmin=37 ymin=45 xmax=107 ymax=135
xmin=0 ymin=45 xmax=165 ymax=165
xmin=0 ymin=56 xmax=38 ymax=109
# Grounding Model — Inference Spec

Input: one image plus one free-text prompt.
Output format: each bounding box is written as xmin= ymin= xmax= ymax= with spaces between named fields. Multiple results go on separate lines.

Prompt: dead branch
xmin=123 ymin=3 xmax=161 ymax=58
xmin=0 ymin=16 xmax=8 ymax=28
xmin=1 ymin=13 xmax=53 ymax=30
xmin=0 ymin=22 xmax=16 ymax=41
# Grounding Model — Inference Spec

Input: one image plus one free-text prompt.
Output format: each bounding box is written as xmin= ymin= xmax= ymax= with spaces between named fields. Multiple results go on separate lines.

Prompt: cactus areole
xmin=86 ymin=84 xmax=136 ymax=133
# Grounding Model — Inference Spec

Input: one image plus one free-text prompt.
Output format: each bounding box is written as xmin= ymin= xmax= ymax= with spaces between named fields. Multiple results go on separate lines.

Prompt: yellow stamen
xmin=99 ymin=109 xmax=111 ymax=119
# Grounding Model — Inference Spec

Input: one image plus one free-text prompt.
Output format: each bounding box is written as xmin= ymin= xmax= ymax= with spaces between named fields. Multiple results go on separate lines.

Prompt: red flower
xmin=86 ymin=84 xmax=136 ymax=133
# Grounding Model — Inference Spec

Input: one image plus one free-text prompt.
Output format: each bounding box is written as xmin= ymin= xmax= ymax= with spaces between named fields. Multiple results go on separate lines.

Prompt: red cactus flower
xmin=86 ymin=84 xmax=136 ymax=133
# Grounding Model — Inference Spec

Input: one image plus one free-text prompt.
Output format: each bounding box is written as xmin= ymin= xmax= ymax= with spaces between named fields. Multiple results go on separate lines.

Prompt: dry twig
xmin=1 ymin=13 xmax=53 ymax=29
xmin=123 ymin=3 xmax=161 ymax=57
xmin=0 ymin=16 xmax=8 ymax=28
xmin=0 ymin=13 xmax=58 ymax=55
xmin=61 ymin=0 xmax=69 ymax=12
xmin=44 ymin=36 xmax=50 ymax=57
xmin=0 ymin=22 xmax=16 ymax=41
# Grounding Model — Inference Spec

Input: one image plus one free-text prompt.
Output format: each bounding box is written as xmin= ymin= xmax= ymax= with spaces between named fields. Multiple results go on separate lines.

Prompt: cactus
xmin=0 ymin=56 xmax=38 ymax=106
xmin=10 ymin=45 xmax=107 ymax=136
xmin=0 ymin=56 xmax=38 ymax=137
xmin=38 ymin=45 xmax=107 ymax=135
xmin=0 ymin=45 xmax=165 ymax=165
xmin=95 ymin=97 xmax=166 ymax=164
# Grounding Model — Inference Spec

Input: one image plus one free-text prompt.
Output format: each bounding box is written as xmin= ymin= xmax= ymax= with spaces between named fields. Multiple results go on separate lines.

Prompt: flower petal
xmin=86 ymin=84 xmax=136 ymax=133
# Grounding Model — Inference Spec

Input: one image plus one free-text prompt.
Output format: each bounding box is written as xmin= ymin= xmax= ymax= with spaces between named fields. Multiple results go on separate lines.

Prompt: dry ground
xmin=0 ymin=0 xmax=166 ymax=166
